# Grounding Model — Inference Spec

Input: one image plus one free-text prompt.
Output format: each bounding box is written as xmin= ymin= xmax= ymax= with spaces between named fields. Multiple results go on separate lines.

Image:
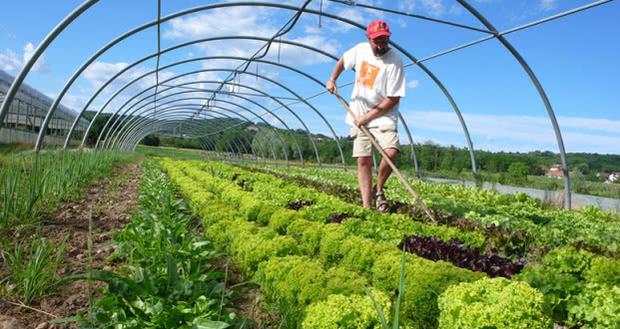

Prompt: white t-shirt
xmin=342 ymin=42 xmax=406 ymax=128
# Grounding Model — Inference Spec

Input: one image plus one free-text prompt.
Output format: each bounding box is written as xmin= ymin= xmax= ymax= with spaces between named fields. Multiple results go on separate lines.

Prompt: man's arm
xmin=326 ymin=57 xmax=345 ymax=94
xmin=353 ymin=96 xmax=400 ymax=127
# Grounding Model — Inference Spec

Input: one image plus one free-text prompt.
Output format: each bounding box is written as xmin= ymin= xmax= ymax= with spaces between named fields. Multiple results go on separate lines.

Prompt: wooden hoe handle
xmin=333 ymin=93 xmax=436 ymax=223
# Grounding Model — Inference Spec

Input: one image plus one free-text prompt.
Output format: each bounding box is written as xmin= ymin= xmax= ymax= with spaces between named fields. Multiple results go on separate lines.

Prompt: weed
xmin=368 ymin=246 xmax=407 ymax=329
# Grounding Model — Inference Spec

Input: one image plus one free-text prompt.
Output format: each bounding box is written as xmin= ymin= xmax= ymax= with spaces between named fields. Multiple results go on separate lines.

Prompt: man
xmin=326 ymin=20 xmax=406 ymax=212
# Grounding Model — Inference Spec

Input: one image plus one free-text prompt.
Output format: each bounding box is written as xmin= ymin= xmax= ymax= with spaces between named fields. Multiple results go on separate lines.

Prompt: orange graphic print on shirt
xmin=357 ymin=61 xmax=380 ymax=89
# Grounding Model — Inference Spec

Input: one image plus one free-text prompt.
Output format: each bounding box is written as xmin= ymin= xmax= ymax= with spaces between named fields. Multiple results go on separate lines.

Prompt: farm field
xmin=1 ymin=0 xmax=617 ymax=327
xmin=1 ymin=151 xmax=619 ymax=328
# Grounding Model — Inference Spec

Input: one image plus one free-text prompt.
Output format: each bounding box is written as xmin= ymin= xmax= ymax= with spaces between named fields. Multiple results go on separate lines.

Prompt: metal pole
xmin=0 ymin=0 xmax=99 ymax=131
xmin=457 ymin=0 xmax=577 ymax=208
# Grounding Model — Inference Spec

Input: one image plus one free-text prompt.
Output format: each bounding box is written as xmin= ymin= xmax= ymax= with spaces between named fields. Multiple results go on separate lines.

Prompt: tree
xmin=505 ymin=162 xmax=529 ymax=184
xmin=141 ymin=134 xmax=160 ymax=146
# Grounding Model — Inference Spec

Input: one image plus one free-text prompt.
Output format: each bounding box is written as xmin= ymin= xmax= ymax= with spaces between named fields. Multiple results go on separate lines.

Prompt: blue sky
xmin=0 ymin=0 xmax=618 ymax=154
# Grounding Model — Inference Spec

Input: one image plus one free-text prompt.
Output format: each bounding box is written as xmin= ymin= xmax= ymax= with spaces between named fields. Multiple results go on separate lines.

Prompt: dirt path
xmin=0 ymin=159 xmax=142 ymax=329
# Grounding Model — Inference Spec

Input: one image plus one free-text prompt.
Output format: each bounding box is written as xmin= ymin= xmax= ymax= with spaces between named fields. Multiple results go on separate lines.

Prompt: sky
xmin=0 ymin=0 xmax=618 ymax=154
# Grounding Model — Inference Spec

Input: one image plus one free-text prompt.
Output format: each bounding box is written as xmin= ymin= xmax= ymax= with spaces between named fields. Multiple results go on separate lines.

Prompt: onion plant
xmin=0 ymin=150 xmax=134 ymax=230
xmin=1 ymin=235 xmax=67 ymax=304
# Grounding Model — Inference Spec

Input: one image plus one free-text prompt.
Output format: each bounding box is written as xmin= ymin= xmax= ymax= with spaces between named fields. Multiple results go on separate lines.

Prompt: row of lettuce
xmin=0 ymin=150 xmax=136 ymax=230
xmin=160 ymin=158 xmax=619 ymax=328
xmin=249 ymin=164 xmax=620 ymax=257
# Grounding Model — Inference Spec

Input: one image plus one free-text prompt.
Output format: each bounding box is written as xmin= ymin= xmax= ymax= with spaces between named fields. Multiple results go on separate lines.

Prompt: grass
xmin=1 ymin=235 xmax=67 ymax=304
xmin=0 ymin=143 xmax=32 ymax=154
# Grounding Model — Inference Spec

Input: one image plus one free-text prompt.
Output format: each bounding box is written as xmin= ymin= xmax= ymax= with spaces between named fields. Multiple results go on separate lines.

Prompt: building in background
xmin=0 ymin=69 xmax=90 ymax=147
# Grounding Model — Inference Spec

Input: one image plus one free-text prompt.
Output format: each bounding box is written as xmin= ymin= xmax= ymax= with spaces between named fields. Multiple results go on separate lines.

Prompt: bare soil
xmin=0 ymin=160 xmax=142 ymax=329
xmin=212 ymin=256 xmax=282 ymax=329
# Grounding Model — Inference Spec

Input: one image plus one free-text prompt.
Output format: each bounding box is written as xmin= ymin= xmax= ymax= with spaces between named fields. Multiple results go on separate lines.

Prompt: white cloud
xmin=540 ymin=0 xmax=557 ymax=11
xmin=83 ymin=61 xmax=129 ymax=89
xmin=61 ymin=93 xmax=89 ymax=111
xmin=0 ymin=49 xmax=21 ymax=72
xmin=398 ymin=0 xmax=452 ymax=17
xmin=407 ymin=80 xmax=420 ymax=89
xmin=557 ymin=117 xmax=620 ymax=135
xmin=82 ymin=61 xmax=181 ymax=92
xmin=44 ymin=91 xmax=89 ymax=113
xmin=161 ymin=2 xmax=342 ymax=68
xmin=420 ymin=0 xmax=446 ymax=16
xmin=164 ymin=7 xmax=277 ymax=40
xmin=79 ymin=61 xmax=187 ymax=116
xmin=274 ymin=35 xmax=339 ymax=65
xmin=0 ymin=42 xmax=49 ymax=73
xmin=402 ymin=111 xmax=620 ymax=154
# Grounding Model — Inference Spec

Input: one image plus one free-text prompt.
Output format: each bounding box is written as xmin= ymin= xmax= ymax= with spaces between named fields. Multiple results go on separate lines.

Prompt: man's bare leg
xmin=357 ymin=156 xmax=373 ymax=209
xmin=376 ymin=148 xmax=399 ymax=194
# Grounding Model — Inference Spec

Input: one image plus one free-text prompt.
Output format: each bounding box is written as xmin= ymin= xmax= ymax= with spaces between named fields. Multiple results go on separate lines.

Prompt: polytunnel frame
xmin=111 ymin=101 xmax=289 ymax=162
xmin=99 ymin=85 xmax=305 ymax=162
xmin=158 ymin=114 xmax=254 ymax=159
xmin=82 ymin=35 xmax=355 ymax=162
xmin=134 ymin=104 xmax=281 ymax=159
xmin=93 ymin=74 xmax=313 ymax=163
xmin=101 ymin=93 xmax=283 ymax=152
xmin=0 ymin=0 xmax=611 ymax=209
xmin=75 ymin=3 xmax=480 ymax=175
xmin=130 ymin=119 xmax=270 ymax=159
xmin=70 ymin=53 xmax=323 ymax=166
xmin=128 ymin=109 xmax=274 ymax=158
xmin=101 ymin=10 xmax=474 ymax=174
xmin=117 ymin=103 xmax=283 ymax=160
xmin=121 ymin=107 xmax=280 ymax=160
xmin=17 ymin=1 xmax=474 ymax=174
xmin=66 ymin=35 xmax=336 ymax=161
xmin=103 ymin=70 xmax=318 ymax=163
xmin=126 ymin=114 xmax=277 ymax=160
xmin=132 ymin=115 xmax=259 ymax=159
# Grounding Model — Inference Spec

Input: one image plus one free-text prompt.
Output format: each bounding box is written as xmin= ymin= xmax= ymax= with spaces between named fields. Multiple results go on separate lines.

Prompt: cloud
xmin=273 ymin=35 xmax=339 ymax=65
xmin=160 ymin=2 xmax=344 ymax=69
xmin=0 ymin=49 xmax=20 ymax=72
xmin=164 ymin=7 xmax=277 ymax=40
xmin=79 ymin=61 xmax=185 ymax=116
xmin=401 ymin=111 xmax=620 ymax=154
xmin=407 ymin=80 xmax=420 ymax=89
xmin=82 ymin=60 xmax=181 ymax=91
xmin=50 ymin=92 xmax=89 ymax=112
xmin=0 ymin=42 xmax=49 ymax=73
xmin=64 ymin=94 xmax=91 ymax=112
xmin=397 ymin=0 xmax=455 ymax=17
xmin=83 ymin=61 xmax=130 ymax=89
xmin=540 ymin=0 xmax=557 ymax=11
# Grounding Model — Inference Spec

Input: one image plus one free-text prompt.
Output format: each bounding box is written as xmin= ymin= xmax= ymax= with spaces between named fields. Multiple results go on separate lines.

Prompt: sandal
xmin=375 ymin=191 xmax=389 ymax=213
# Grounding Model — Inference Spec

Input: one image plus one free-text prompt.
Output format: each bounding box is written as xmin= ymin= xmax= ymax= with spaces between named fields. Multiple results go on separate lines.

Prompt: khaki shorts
xmin=350 ymin=125 xmax=400 ymax=157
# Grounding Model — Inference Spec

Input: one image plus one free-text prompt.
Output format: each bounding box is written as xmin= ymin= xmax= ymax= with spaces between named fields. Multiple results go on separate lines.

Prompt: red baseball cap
xmin=366 ymin=20 xmax=391 ymax=39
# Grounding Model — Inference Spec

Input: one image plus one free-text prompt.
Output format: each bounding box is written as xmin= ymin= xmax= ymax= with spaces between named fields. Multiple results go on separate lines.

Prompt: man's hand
xmin=326 ymin=79 xmax=337 ymax=94
xmin=354 ymin=113 xmax=370 ymax=127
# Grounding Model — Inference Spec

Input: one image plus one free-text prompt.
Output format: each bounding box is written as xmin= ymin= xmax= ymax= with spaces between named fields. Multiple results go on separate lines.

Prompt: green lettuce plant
xmin=302 ymin=290 xmax=391 ymax=329
xmin=438 ymin=277 xmax=552 ymax=329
